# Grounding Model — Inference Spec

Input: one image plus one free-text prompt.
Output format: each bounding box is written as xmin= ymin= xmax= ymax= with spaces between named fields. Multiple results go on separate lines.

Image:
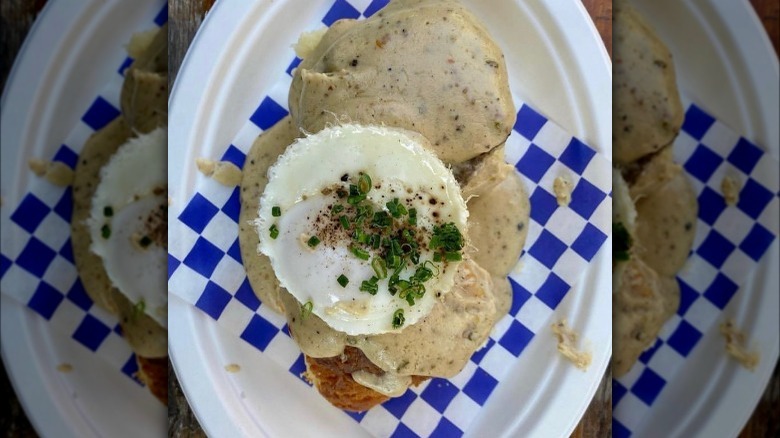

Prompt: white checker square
xmin=263 ymin=334 xmax=301 ymax=368
xmin=442 ymin=392 xmax=480 ymax=432
xmin=48 ymin=299 xmax=85 ymax=334
xmin=757 ymin=197 xmax=779 ymax=235
xmin=721 ymin=250 xmax=756 ymax=284
xmin=401 ymin=397 xmax=441 ymax=437
xmin=33 ymin=213 xmax=70 ymax=251
xmin=266 ymin=80 xmax=292 ymax=112
xmin=657 ymin=314 xmax=682 ymax=340
xmin=536 ymin=165 xmax=574 ymax=202
xmin=706 ymin=162 xmax=731 ymax=194
xmin=350 ymin=0 xmax=373 ymax=14
xmin=65 ymin=121 xmax=97 ymax=154
xmin=41 ymin=257 xmax=78 ymax=292
xmin=97 ymin=333 xmax=134 ymax=368
xmin=647 ymin=344 xmax=685 ymax=381
xmin=510 ymin=255 xmax=548 ymax=293
xmin=751 ymin=154 xmax=780 ymax=188
xmin=672 ymin=131 xmax=699 ymax=161
xmin=168 ymin=264 xmax=209 ymax=305
xmin=100 ymin=75 xmax=125 ymax=108
xmin=447 ymin=359 xmax=478 ymax=389
xmin=1 ymin=265 xmax=39 ymax=303
xmin=169 ymin=224 xmax=199 ymax=261
xmin=361 ymin=406 xmax=401 ymax=438
xmin=532 ymin=121 xmax=569 ymax=158
xmin=683 ymin=298 xmax=720 ymax=333
xmin=700 ymin=120 xmax=740 ymax=156
xmin=515 ymin=295 xmax=553 ymax=333
xmin=478 ymin=341 xmax=515 ymax=379
xmin=552 ymin=249 xmax=589 ymax=284
xmin=231 ymin=121 xmax=263 ymax=154
xmin=588 ymin=197 xmax=611 ymax=231
xmin=678 ymin=253 xmax=718 ymax=291
xmin=217 ymin=298 xmax=256 ymax=335
xmin=89 ymin=302 xmax=118 ymax=327
xmin=30 ymin=182 xmax=65 ymax=207
xmin=616 ymin=361 xmax=645 ymax=388
xmin=581 ymin=155 xmax=612 ymax=194
xmin=201 ymin=212 xmax=240 ymax=251
xmin=195 ymin=181 xmax=234 ymax=211
xmin=504 ymin=132 xmax=531 ymax=165
xmin=210 ymin=257 xmax=246 ymax=294
xmin=489 ymin=313 xmax=514 ymax=340
xmin=545 ymin=207 xmax=586 ymax=246
xmin=614 ymin=392 xmax=651 ymax=430
xmin=256 ymin=302 xmax=288 ymax=328
xmin=712 ymin=206 xmax=753 ymax=244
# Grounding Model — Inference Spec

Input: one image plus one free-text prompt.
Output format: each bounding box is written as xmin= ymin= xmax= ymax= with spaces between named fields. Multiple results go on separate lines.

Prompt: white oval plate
xmin=0 ymin=1 xmax=167 ymax=437
xmin=169 ymin=1 xmax=611 ymax=437
xmin=623 ymin=1 xmax=779 ymax=437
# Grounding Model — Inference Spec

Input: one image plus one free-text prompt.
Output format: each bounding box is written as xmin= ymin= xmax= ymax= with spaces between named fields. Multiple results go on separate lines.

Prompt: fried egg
xmin=257 ymin=124 xmax=468 ymax=336
xmin=89 ymin=128 xmax=167 ymax=328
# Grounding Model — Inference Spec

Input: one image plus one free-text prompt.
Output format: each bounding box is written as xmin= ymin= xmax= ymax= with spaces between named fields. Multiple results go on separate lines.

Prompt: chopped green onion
xmin=358 ymin=173 xmax=372 ymax=195
xmin=413 ymin=265 xmax=433 ymax=282
xmin=354 ymin=229 xmax=369 ymax=244
xmin=307 ymin=235 xmax=321 ymax=248
xmin=301 ymin=301 xmax=313 ymax=318
xmin=429 ymin=223 xmax=464 ymax=252
xmin=337 ymin=274 xmax=349 ymax=287
xmin=371 ymin=257 xmax=388 ymax=279
xmin=132 ymin=299 xmax=145 ymax=320
xmin=386 ymin=254 xmax=402 ymax=269
xmin=392 ymin=309 xmax=405 ymax=328
xmin=372 ymin=211 xmax=391 ymax=228
xmin=340 ymin=215 xmax=350 ymax=230
xmin=350 ymin=246 xmax=370 ymax=260
xmin=409 ymin=250 xmax=420 ymax=264
xmin=370 ymin=234 xmax=381 ymax=249
xmin=101 ymin=224 xmax=111 ymax=239
xmin=360 ymin=277 xmax=379 ymax=295
xmin=445 ymin=251 xmax=462 ymax=261
xmin=408 ymin=208 xmax=417 ymax=225
xmin=103 ymin=206 xmax=113 ymax=217
xmin=269 ymin=224 xmax=279 ymax=239
xmin=386 ymin=198 xmax=407 ymax=218
xmin=272 ymin=206 xmax=281 ymax=217
xmin=331 ymin=204 xmax=344 ymax=214
xmin=433 ymin=253 xmax=442 ymax=262
xmin=613 ymin=222 xmax=632 ymax=261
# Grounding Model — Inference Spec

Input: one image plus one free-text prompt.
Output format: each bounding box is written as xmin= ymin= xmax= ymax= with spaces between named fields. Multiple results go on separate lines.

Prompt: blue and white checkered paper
xmin=167 ymin=1 xmax=610 ymax=436
xmin=612 ymin=103 xmax=779 ymax=438
xmin=0 ymin=3 xmax=168 ymax=387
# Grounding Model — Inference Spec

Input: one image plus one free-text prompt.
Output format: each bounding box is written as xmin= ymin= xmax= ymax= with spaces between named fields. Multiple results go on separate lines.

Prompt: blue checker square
xmin=703 ymin=272 xmax=739 ymax=310
xmin=430 ymin=417 xmax=463 ymax=438
xmin=499 ymin=319 xmax=535 ymax=356
xmin=183 ymin=237 xmax=224 ymax=278
xmin=0 ymin=254 xmax=11 ymax=279
xmin=736 ymin=178 xmax=775 ymax=219
xmin=118 ymin=56 xmax=134 ymax=75
xmin=240 ymin=314 xmax=279 ymax=352
xmin=52 ymin=145 xmax=79 ymax=169
xmin=696 ymin=229 xmax=736 ymax=269
xmin=178 ymin=193 xmax=219 ymax=233
xmin=154 ymin=3 xmax=168 ymax=25
xmin=168 ymin=254 xmax=181 ymax=280
xmin=638 ymin=339 xmax=663 ymax=364
xmin=194 ymin=281 xmax=232 ymax=320
xmin=234 ymin=278 xmax=261 ymax=311
xmin=420 ymin=378 xmax=460 ymax=413
xmin=81 ymin=97 xmax=120 ymax=131
xmin=514 ymin=104 xmax=547 ymax=141
xmin=250 ymin=97 xmax=289 ymax=130
xmin=346 ymin=410 xmax=367 ymax=422
xmin=727 ymin=137 xmax=763 ymax=175
xmin=220 ymin=144 xmax=246 ymax=169
xmin=462 ymin=367 xmax=499 ymax=405
xmin=568 ymin=178 xmax=607 ymax=220
xmin=11 ymin=194 xmax=50 ymax=233
xmin=382 ymin=387 xmax=417 ymax=418
xmin=684 ymin=144 xmax=723 ymax=183
xmin=514 ymin=143 xmax=555 ymax=183
xmin=677 ymin=279 xmax=699 ymax=316
xmin=667 ymin=320 xmax=703 ymax=357
xmin=59 ymin=239 xmax=74 ymax=263
xmin=289 ymin=353 xmax=310 ymax=385
xmin=613 ymin=419 xmax=632 ymax=438
xmin=470 ymin=337 xmax=495 ymax=364
xmin=681 ymin=104 xmax=716 ymax=140
xmin=571 ymin=223 xmax=608 ymax=261
xmin=697 ymin=186 xmax=727 ymax=226
xmin=53 ymin=188 xmax=73 ymax=221
xmin=613 ymin=380 xmax=627 ymax=408
xmin=391 ymin=423 xmax=419 ymax=438
xmin=121 ymin=354 xmax=143 ymax=385
xmin=528 ymin=230 xmax=567 ymax=269
xmin=528 ymin=187 xmax=558 ymax=226
xmin=286 ymin=57 xmax=302 ymax=76
xmin=508 ymin=278 xmax=532 ymax=316
xmin=631 ymin=367 xmax=666 ymax=405
xmin=739 ymin=223 xmax=775 ymax=261
xmin=15 ymin=237 xmax=57 ymax=278
xmin=221 ymin=188 xmax=242 ymax=223
xmin=322 ymin=0 xmax=361 ymax=26
xmin=66 ymin=279 xmax=92 ymax=311
xmin=27 ymin=281 xmax=64 ymax=320
xmin=227 ymin=238 xmax=243 ymax=263
xmin=364 ymin=0 xmax=391 ymax=17
xmin=558 ymin=138 xmax=596 ymax=174
xmin=535 ymin=272 xmax=570 ymax=310
xmin=72 ymin=314 xmax=111 ymax=352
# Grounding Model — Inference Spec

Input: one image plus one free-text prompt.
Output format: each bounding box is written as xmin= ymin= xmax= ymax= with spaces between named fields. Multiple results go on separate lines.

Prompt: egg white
xmin=89 ymin=128 xmax=167 ymax=328
xmin=257 ymin=124 xmax=468 ymax=336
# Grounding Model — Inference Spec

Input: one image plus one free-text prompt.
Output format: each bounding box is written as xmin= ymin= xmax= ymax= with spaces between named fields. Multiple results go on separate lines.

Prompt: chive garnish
xmin=132 ymin=299 xmax=145 ymax=320
xmin=101 ymin=224 xmax=111 ymax=239
xmin=307 ymin=235 xmax=321 ymax=248
xmin=613 ymin=222 xmax=632 ymax=261
xmin=350 ymin=246 xmax=370 ymax=260
xmin=331 ymin=204 xmax=344 ymax=214
xmin=269 ymin=224 xmax=279 ymax=239
xmin=360 ymin=277 xmax=379 ymax=295
xmin=272 ymin=206 xmax=281 ymax=217
xmin=392 ymin=309 xmax=405 ymax=328
xmin=445 ymin=251 xmax=462 ymax=261
xmin=339 ymin=215 xmax=350 ymax=229
xmin=371 ymin=257 xmax=388 ymax=279
xmin=408 ymin=208 xmax=417 ymax=225
xmin=386 ymin=198 xmax=407 ymax=218
xmin=358 ymin=173 xmax=372 ymax=195
xmin=103 ymin=206 xmax=113 ymax=217
xmin=372 ymin=211 xmax=391 ymax=228
xmin=337 ymin=274 xmax=349 ymax=287
xmin=301 ymin=300 xmax=313 ymax=319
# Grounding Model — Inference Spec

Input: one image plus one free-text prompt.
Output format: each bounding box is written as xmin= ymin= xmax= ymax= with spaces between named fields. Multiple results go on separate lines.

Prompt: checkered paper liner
xmin=167 ymin=1 xmax=610 ymax=436
xmin=0 ymin=3 xmax=168 ymax=388
xmin=611 ymin=103 xmax=779 ymax=438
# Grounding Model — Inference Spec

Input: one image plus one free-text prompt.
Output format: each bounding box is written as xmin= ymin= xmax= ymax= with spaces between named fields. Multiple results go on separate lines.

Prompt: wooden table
xmin=1 ymin=1 xmax=778 ymax=437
